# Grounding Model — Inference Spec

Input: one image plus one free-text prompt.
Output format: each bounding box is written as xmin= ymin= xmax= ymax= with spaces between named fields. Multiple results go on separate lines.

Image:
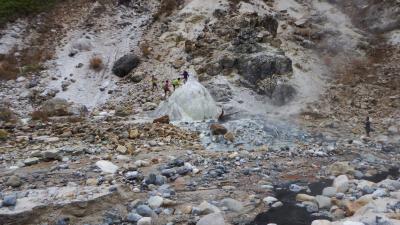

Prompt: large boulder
xmin=237 ymin=53 xmax=292 ymax=84
xmin=112 ymin=54 xmax=141 ymax=77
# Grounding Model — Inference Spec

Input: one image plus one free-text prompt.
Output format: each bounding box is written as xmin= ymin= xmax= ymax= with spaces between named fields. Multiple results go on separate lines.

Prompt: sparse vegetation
xmin=0 ymin=53 xmax=19 ymax=80
xmin=89 ymin=56 xmax=104 ymax=72
xmin=0 ymin=129 xmax=9 ymax=140
xmin=0 ymin=0 xmax=59 ymax=27
xmin=31 ymin=110 xmax=49 ymax=122
xmin=154 ymin=0 xmax=181 ymax=20
xmin=139 ymin=41 xmax=151 ymax=58
xmin=0 ymin=107 xmax=17 ymax=123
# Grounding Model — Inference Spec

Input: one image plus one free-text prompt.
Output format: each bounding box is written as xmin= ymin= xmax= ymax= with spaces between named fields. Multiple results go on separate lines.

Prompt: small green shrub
xmin=0 ymin=0 xmax=58 ymax=26
xmin=0 ymin=107 xmax=17 ymax=123
xmin=31 ymin=110 xmax=49 ymax=121
xmin=0 ymin=129 xmax=8 ymax=140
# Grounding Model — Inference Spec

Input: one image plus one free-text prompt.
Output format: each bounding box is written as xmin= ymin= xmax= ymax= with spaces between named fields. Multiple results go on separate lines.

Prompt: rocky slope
xmin=0 ymin=0 xmax=399 ymax=225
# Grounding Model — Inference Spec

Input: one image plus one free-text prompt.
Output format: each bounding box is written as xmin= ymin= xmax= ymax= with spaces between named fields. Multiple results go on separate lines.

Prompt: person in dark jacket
xmin=365 ymin=116 xmax=372 ymax=137
xmin=163 ymin=80 xmax=171 ymax=98
xmin=182 ymin=71 xmax=189 ymax=83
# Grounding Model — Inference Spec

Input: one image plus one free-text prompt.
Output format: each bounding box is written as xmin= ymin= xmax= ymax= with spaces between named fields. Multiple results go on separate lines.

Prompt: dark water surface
xmin=251 ymin=180 xmax=332 ymax=225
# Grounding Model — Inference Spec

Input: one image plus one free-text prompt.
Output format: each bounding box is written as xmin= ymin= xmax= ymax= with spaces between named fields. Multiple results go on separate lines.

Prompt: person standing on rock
xmin=365 ymin=116 xmax=372 ymax=137
xmin=163 ymin=80 xmax=171 ymax=98
xmin=172 ymin=78 xmax=181 ymax=91
xmin=151 ymin=75 xmax=158 ymax=91
xmin=182 ymin=70 xmax=189 ymax=83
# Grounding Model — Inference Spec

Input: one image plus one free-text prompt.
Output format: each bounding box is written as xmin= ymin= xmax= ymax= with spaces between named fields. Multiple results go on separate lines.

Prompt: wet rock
xmin=6 ymin=175 xmax=21 ymax=188
xmin=196 ymin=213 xmax=225 ymax=225
xmin=95 ymin=160 xmax=119 ymax=174
xmin=153 ymin=115 xmax=170 ymax=124
xmin=112 ymin=54 xmax=140 ymax=77
xmin=221 ymin=198 xmax=244 ymax=212
xmin=2 ymin=194 xmax=17 ymax=206
xmin=333 ymin=175 xmax=349 ymax=193
xmin=136 ymin=205 xmax=153 ymax=217
xmin=210 ymin=124 xmax=228 ymax=135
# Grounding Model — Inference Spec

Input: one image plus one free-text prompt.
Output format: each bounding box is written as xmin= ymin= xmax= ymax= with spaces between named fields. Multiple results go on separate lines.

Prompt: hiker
xmin=365 ymin=116 xmax=372 ymax=137
xmin=182 ymin=70 xmax=189 ymax=83
xmin=218 ymin=108 xmax=224 ymax=121
xmin=163 ymin=80 xmax=171 ymax=98
xmin=151 ymin=75 xmax=158 ymax=91
xmin=172 ymin=78 xmax=182 ymax=91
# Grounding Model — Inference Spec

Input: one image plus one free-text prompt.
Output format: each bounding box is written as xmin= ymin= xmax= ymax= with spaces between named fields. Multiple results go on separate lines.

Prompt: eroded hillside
xmin=0 ymin=0 xmax=399 ymax=225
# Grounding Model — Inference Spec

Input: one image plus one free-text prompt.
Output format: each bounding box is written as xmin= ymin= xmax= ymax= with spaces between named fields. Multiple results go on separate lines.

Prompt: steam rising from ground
xmin=154 ymin=78 xmax=220 ymax=121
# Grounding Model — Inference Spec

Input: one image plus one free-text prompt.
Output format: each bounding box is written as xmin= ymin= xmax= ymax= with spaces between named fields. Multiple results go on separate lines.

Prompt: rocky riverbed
xmin=1 ymin=0 xmax=400 ymax=225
